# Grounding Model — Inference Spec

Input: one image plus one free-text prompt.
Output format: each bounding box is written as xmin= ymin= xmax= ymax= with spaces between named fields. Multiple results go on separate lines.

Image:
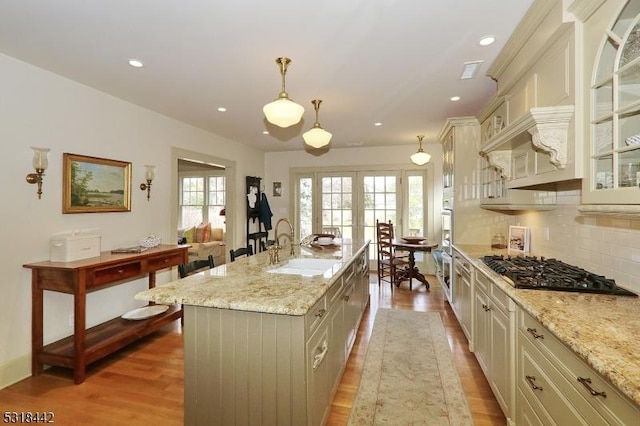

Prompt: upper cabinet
xmin=477 ymin=0 xmax=581 ymax=191
xmin=579 ymin=0 xmax=640 ymax=211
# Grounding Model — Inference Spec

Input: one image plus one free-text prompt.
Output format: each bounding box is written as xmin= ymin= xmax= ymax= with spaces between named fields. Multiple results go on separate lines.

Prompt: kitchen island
xmin=136 ymin=239 xmax=370 ymax=426
xmin=454 ymin=244 xmax=640 ymax=425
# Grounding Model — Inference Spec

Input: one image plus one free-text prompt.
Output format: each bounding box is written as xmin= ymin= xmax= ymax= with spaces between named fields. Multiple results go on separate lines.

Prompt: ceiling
xmin=0 ymin=0 xmax=534 ymax=152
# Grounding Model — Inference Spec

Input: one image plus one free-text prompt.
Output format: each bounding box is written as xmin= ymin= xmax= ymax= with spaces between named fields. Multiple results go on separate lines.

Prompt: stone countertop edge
xmin=135 ymin=240 xmax=370 ymax=317
xmin=453 ymin=243 xmax=640 ymax=408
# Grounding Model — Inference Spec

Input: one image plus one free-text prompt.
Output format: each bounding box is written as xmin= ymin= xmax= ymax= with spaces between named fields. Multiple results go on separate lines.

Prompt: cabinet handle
xmin=525 ymin=375 xmax=543 ymax=391
xmin=577 ymin=377 xmax=607 ymax=398
xmin=118 ymin=269 xmax=124 ymax=274
xmin=343 ymin=294 xmax=350 ymax=302
xmin=482 ymin=303 xmax=490 ymax=312
xmin=315 ymin=308 xmax=327 ymax=318
xmin=313 ymin=340 xmax=329 ymax=371
xmin=526 ymin=327 xmax=544 ymax=339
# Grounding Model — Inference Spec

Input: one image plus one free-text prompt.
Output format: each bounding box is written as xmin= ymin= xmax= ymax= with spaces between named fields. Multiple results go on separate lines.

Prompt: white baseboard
xmin=0 ymin=354 xmax=31 ymax=390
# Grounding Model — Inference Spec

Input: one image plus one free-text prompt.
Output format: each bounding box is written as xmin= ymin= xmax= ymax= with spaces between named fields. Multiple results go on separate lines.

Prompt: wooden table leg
xmin=73 ymin=282 xmax=87 ymax=384
xmin=31 ymin=272 xmax=43 ymax=376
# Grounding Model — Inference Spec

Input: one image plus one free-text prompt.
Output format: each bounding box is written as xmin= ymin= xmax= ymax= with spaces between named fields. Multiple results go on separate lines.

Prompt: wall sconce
xmin=139 ymin=165 xmax=155 ymax=201
xmin=26 ymin=147 xmax=50 ymax=199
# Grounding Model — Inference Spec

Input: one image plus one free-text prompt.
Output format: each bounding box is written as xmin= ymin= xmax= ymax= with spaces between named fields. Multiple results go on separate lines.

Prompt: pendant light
xmin=303 ymin=99 xmax=332 ymax=148
xmin=410 ymin=135 xmax=431 ymax=165
xmin=263 ymin=57 xmax=305 ymax=128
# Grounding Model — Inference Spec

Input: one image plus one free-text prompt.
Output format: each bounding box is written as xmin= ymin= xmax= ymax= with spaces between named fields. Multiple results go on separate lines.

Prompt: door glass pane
xmin=362 ymin=174 xmax=399 ymax=264
xmin=298 ymin=177 xmax=313 ymax=239
xmin=321 ymin=176 xmax=352 ymax=240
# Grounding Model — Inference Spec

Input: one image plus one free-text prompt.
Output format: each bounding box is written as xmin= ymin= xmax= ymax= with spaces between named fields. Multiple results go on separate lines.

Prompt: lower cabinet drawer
xmin=519 ymin=310 xmax=638 ymax=425
xmin=91 ymin=261 xmax=142 ymax=287
xmin=518 ymin=335 xmax=591 ymax=425
xmin=305 ymin=295 xmax=327 ymax=335
xmin=147 ymin=252 xmax=183 ymax=272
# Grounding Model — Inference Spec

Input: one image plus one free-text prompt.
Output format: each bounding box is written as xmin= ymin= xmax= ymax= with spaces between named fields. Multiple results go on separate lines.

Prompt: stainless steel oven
xmin=441 ymin=208 xmax=453 ymax=255
xmin=435 ymin=208 xmax=454 ymax=303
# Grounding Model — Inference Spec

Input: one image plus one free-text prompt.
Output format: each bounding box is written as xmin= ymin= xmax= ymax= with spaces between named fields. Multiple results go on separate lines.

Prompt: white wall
xmin=0 ymin=53 xmax=264 ymax=387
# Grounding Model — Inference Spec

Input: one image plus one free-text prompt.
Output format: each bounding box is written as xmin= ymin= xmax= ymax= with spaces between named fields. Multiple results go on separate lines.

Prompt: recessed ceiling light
xmin=374 ymin=122 xmax=382 ymax=127
xmin=347 ymin=142 xmax=364 ymax=146
xmin=263 ymin=131 xmax=269 ymax=135
xmin=128 ymin=59 xmax=144 ymax=68
xmin=217 ymin=107 xmax=227 ymax=112
xmin=460 ymin=60 xmax=484 ymax=79
xmin=450 ymin=96 xmax=461 ymax=102
xmin=479 ymin=36 xmax=496 ymax=46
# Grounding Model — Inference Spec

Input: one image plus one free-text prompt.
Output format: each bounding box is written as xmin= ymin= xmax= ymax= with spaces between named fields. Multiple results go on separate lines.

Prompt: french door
xmin=296 ymin=169 xmax=425 ymax=270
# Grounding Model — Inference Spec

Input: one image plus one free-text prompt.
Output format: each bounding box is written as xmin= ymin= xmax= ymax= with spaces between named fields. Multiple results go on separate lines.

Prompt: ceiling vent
xmin=459 ymin=60 xmax=484 ymax=79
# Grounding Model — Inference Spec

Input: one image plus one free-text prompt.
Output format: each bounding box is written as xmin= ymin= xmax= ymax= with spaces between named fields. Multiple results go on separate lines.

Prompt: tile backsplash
xmin=515 ymin=185 xmax=640 ymax=294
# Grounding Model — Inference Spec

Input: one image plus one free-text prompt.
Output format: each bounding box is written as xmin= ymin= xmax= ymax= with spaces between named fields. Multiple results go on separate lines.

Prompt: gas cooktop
xmin=482 ymin=255 xmax=637 ymax=297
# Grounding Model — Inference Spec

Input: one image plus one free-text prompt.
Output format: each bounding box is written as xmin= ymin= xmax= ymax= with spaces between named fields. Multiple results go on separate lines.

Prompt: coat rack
xmin=246 ymin=176 xmax=268 ymax=254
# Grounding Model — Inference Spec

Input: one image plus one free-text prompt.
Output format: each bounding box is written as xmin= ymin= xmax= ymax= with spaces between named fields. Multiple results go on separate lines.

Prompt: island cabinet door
xmin=306 ymin=322 xmax=332 ymax=426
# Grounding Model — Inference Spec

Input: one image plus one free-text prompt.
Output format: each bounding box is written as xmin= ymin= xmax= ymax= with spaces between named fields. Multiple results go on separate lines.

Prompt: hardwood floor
xmin=0 ymin=274 xmax=505 ymax=425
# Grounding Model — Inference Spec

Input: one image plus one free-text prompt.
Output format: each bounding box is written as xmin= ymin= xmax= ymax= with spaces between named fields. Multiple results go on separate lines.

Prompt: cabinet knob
xmin=526 ymin=327 xmax=544 ymax=339
xmin=117 ymin=269 xmax=124 ymax=274
xmin=315 ymin=308 xmax=327 ymax=318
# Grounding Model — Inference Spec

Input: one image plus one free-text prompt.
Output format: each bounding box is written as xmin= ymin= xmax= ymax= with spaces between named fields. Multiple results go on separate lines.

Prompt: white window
xmin=179 ymin=174 xmax=225 ymax=229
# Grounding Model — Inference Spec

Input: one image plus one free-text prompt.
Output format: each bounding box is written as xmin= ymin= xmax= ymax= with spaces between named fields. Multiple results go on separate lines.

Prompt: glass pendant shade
xmin=263 ymin=57 xmax=305 ymax=128
xmin=303 ymin=99 xmax=332 ymax=148
xmin=410 ymin=135 xmax=431 ymax=165
xmin=303 ymin=127 xmax=332 ymax=148
xmin=263 ymin=97 xmax=305 ymax=128
xmin=410 ymin=151 xmax=431 ymax=165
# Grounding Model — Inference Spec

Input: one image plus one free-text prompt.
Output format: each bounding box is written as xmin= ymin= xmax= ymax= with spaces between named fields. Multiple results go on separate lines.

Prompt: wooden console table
xmin=23 ymin=244 xmax=188 ymax=384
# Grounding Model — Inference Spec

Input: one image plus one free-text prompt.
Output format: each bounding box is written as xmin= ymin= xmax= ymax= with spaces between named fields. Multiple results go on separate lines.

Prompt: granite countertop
xmin=135 ymin=239 xmax=368 ymax=316
xmin=454 ymin=244 xmax=640 ymax=407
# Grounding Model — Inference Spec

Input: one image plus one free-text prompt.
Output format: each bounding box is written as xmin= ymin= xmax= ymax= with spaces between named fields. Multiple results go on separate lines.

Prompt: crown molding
xmin=566 ymin=0 xmax=607 ymax=22
xmin=487 ymin=0 xmax=558 ymax=81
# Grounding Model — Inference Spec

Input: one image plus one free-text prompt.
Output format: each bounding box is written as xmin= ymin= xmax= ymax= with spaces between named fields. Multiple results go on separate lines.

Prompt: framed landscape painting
xmin=63 ymin=153 xmax=132 ymax=213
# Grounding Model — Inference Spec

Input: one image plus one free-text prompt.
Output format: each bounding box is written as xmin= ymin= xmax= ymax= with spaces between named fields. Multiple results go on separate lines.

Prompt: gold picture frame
xmin=63 ymin=153 xmax=132 ymax=213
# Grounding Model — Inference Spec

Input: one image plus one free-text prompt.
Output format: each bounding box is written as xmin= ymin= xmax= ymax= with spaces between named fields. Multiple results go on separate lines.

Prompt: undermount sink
xmin=266 ymin=258 xmax=339 ymax=277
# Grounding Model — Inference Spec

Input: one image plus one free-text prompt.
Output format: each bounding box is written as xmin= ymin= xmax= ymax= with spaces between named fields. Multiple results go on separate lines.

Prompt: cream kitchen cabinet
xmin=579 ymin=0 xmax=640 ymax=211
xmin=473 ymin=268 xmax=516 ymax=425
xmin=517 ymin=308 xmax=640 ymax=426
xmin=438 ymin=117 xmax=481 ymax=212
xmin=452 ymin=248 xmax=473 ymax=341
xmin=477 ymin=0 xmax=581 ymax=190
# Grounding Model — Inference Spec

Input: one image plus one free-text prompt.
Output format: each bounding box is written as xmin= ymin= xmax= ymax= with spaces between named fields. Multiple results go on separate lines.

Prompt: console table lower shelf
xmin=24 ymin=244 xmax=188 ymax=384
xmin=38 ymin=305 xmax=182 ymax=372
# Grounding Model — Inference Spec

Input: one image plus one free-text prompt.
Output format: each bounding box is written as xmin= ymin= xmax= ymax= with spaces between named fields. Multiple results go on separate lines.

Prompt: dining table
xmin=392 ymin=238 xmax=438 ymax=290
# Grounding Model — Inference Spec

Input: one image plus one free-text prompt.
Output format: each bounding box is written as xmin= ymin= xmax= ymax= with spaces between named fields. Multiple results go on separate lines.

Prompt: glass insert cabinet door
xmin=590 ymin=1 xmax=640 ymax=202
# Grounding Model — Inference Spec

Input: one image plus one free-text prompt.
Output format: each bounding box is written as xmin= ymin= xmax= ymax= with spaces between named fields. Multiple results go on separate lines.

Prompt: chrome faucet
xmin=274 ymin=217 xmax=296 ymax=257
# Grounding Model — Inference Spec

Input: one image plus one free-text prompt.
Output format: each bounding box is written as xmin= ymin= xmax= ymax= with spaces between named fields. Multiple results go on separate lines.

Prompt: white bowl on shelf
xmin=139 ymin=235 xmax=162 ymax=248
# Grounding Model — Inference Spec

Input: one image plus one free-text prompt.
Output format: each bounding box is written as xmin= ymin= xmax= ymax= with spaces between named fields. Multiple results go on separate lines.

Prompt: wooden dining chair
xmin=178 ymin=255 xmax=215 ymax=278
xmin=376 ymin=220 xmax=409 ymax=290
xmin=229 ymin=246 xmax=254 ymax=262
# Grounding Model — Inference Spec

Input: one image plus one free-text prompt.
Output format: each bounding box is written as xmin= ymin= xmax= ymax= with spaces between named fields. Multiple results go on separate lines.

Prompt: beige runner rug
xmin=348 ymin=308 xmax=473 ymax=425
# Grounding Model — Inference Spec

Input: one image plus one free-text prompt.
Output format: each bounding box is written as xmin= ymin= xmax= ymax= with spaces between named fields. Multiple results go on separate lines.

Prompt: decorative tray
xmin=309 ymin=242 xmax=341 ymax=250
xmin=401 ymin=236 xmax=425 ymax=244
